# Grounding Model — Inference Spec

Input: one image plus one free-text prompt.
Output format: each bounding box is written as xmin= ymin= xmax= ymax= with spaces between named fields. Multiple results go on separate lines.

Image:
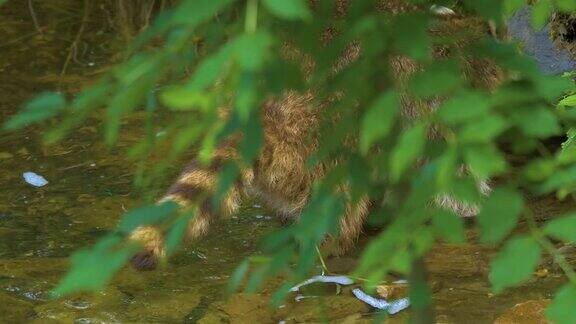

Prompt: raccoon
xmin=129 ymin=2 xmax=502 ymax=270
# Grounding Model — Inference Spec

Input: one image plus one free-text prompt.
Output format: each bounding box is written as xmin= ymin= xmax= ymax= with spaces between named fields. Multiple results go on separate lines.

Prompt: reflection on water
xmin=0 ymin=2 xmax=573 ymax=323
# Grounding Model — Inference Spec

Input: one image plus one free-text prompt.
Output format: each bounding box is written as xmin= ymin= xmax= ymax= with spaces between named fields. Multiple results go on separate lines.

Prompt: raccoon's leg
xmin=333 ymin=198 xmax=371 ymax=254
xmin=129 ymin=146 xmax=250 ymax=270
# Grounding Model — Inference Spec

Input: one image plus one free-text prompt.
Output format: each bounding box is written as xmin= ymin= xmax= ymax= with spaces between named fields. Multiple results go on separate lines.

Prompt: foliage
xmin=5 ymin=0 xmax=576 ymax=321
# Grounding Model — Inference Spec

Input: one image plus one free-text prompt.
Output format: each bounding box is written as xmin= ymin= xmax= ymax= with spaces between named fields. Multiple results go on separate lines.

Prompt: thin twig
xmin=525 ymin=207 xmax=576 ymax=284
xmin=315 ymin=245 xmax=329 ymax=275
xmin=60 ymin=0 xmax=91 ymax=85
xmin=27 ymin=0 xmax=42 ymax=34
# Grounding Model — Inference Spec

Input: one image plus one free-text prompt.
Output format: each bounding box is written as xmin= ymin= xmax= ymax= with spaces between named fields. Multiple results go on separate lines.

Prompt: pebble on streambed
xmin=22 ymin=172 xmax=48 ymax=187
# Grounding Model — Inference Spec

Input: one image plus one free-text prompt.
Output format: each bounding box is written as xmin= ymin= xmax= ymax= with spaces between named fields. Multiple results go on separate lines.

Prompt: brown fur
xmin=129 ymin=2 xmax=502 ymax=270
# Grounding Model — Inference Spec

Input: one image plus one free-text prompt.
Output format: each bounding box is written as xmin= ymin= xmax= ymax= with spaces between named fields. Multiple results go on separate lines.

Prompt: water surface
xmin=0 ymin=2 xmax=573 ymax=323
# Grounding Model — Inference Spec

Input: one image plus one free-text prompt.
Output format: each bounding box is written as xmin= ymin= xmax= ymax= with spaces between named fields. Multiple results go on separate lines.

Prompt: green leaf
xmin=555 ymin=0 xmax=576 ymax=11
xmin=435 ymin=146 xmax=458 ymax=191
xmin=117 ymin=202 xmax=178 ymax=234
xmin=214 ymin=163 xmax=240 ymax=207
xmin=160 ymin=87 xmax=212 ymax=111
xmin=239 ymin=112 xmax=263 ymax=163
xmin=389 ymin=248 xmax=412 ymax=274
xmin=450 ymin=177 xmax=483 ymax=204
xmin=559 ymin=94 xmax=576 ymax=107
xmin=359 ymin=90 xmax=399 ymax=154
xmin=410 ymin=60 xmax=462 ymax=98
xmin=543 ymin=213 xmax=576 ymax=242
xmin=558 ymin=137 xmax=576 ymax=165
xmin=44 ymin=82 xmax=111 ymax=144
xmin=390 ymin=123 xmax=427 ymax=182
xmin=522 ymin=158 xmax=556 ymax=182
xmin=437 ymin=91 xmax=491 ymax=124
xmin=3 ymin=92 xmax=66 ymax=131
xmin=463 ymin=0 xmax=503 ymax=20
xmin=538 ymin=164 xmax=576 ymax=194
xmin=235 ymin=72 xmax=258 ymax=122
xmin=228 ymin=259 xmax=250 ymax=293
xmin=233 ymin=32 xmax=273 ymax=71
xmin=531 ymin=0 xmax=552 ymax=30
xmin=503 ymin=0 xmax=526 ymax=16
xmin=52 ymin=236 xmax=136 ymax=297
xmin=510 ymin=107 xmax=561 ymax=138
xmin=477 ymin=187 xmax=524 ymax=244
xmin=546 ymin=284 xmax=576 ymax=324
xmin=393 ymin=14 xmax=430 ymax=60
xmin=187 ymin=43 xmax=235 ymax=90
xmin=106 ymin=56 xmax=162 ymax=144
xmin=432 ymin=209 xmax=465 ymax=244
xmin=165 ymin=211 xmax=194 ymax=255
xmin=262 ymin=0 xmax=311 ymax=20
xmin=463 ymin=144 xmax=508 ymax=178
xmin=489 ymin=235 xmax=541 ymax=294
xmin=459 ymin=115 xmax=507 ymax=143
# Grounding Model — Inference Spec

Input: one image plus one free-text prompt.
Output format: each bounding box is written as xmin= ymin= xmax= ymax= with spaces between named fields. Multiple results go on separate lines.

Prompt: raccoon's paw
xmin=129 ymin=226 xmax=166 ymax=271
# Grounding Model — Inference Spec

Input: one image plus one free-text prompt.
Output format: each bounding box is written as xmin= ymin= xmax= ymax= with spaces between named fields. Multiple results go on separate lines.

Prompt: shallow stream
xmin=0 ymin=2 xmax=574 ymax=323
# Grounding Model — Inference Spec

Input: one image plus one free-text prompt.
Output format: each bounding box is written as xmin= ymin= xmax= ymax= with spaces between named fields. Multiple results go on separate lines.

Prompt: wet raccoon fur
xmin=129 ymin=2 xmax=502 ymax=270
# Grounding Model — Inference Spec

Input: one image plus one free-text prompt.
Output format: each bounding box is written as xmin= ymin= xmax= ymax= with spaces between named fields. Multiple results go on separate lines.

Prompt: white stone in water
xmin=23 ymin=172 xmax=48 ymax=187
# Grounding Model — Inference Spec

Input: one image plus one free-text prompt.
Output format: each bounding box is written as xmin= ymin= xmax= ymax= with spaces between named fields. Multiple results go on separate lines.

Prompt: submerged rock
xmin=125 ymin=291 xmax=202 ymax=322
xmin=34 ymin=288 xmax=126 ymax=323
xmin=0 ymin=293 xmax=35 ymax=322
xmin=494 ymin=299 xmax=551 ymax=324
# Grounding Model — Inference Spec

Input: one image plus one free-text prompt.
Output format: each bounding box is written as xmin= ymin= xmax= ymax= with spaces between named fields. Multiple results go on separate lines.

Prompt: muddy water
xmin=0 ymin=2 xmax=574 ymax=323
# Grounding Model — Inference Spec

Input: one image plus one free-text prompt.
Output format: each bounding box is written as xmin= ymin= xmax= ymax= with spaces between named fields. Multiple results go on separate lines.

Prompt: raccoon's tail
xmin=129 ymin=146 xmax=247 ymax=270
